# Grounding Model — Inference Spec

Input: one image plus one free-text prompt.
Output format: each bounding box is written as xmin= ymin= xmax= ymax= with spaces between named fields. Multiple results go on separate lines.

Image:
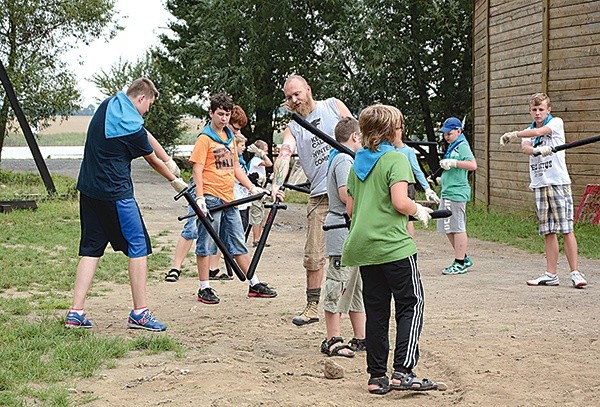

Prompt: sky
xmin=64 ymin=0 xmax=172 ymax=106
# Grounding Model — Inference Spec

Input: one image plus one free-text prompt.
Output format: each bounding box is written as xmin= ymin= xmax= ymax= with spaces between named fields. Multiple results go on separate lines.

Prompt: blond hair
xmin=235 ymin=133 xmax=247 ymax=143
xmin=254 ymin=139 xmax=268 ymax=150
xmin=359 ymin=104 xmax=404 ymax=151
xmin=126 ymin=78 xmax=159 ymax=99
xmin=529 ymin=93 xmax=551 ymax=107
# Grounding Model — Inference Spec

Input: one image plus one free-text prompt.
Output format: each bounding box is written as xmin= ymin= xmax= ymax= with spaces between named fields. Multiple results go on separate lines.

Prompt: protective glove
xmin=246 ymin=144 xmax=261 ymax=155
xmin=439 ymin=159 xmax=458 ymax=170
xmin=257 ymin=174 xmax=267 ymax=187
xmin=195 ymin=196 xmax=208 ymax=214
xmin=250 ymin=185 xmax=269 ymax=196
xmin=170 ymin=178 xmax=188 ymax=193
xmin=532 ymin=146 xmax=553 ymax=157
xmin=426 ymin=175 xmax=441 ymax=186
xmin=412 ymin=203 xmax=433 ymax=228
xmin=499 ymin=131 xmax=519 ymax=146
xmin=164 ymin=158 xmax=181 ymax=177
xmin=425 ymin=188 xmax=441 ymax=204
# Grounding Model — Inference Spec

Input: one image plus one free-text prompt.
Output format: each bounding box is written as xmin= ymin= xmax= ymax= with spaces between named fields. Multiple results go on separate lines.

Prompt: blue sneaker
xmin=65 ymin=311 xmax=92 ymax=329
xmin=442 ymin=261 xmax=467 ymax=275
xmin=127 ymin=309 xmax=167 ymax=332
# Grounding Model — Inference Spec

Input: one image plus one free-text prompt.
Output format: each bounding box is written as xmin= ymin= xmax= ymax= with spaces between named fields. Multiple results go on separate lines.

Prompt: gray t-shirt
xmin=324 ymin=152 xmax=353 ymax=256
xmin=287 ymin=98 xmax=342 ymax=196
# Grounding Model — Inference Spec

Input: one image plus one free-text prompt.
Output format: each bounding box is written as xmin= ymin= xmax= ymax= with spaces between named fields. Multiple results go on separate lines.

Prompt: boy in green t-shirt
xmin=342 ymin=104 xmax=435 ymax=394
xmin=436 ymin=117 xmax=477 ymax=275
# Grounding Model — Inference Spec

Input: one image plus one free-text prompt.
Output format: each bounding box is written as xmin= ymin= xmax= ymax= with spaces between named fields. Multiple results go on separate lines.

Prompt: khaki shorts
xmin=249 ymin=200 xmax=265 ymax=226
xmin=303 ymin=195 xmax=327 ymax=271
xmin=324 ymin=256 xmax=364 ymax=314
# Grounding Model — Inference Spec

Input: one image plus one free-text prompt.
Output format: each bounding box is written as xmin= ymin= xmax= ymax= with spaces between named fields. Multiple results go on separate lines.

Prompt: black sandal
xmin=349 ymin=337 xmax=367 ymax=352
xmin=320 ymin=337 xmax=355 ymax=358
xmin=367 ymin=376 xmax=390 ymax=395
xmin=390 ymin=371 xmax=437 ymax=391
xmin=208 ymin=269 xmax=220 ymax=280
xmin=165 ymin=268 xmax=180 ymax=282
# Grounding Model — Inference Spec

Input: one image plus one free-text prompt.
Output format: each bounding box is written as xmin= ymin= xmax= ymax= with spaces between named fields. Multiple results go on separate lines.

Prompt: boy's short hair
xmin=231 ymin=104 xmax=248 ymax=128
xmin=334 ymin=117 xmax=359 ymax=143
xmin=359 ymin=104 xmax=404 ymax=151
xmin=127 ymin=78 xmax=159 ymax=99
xmin=210 ymin=92 xmax=234 ymax=113
xmin=254 ymin=139 xmax=268 ymax=150
xmin=529 ymin=92 xmax=551 ymax=107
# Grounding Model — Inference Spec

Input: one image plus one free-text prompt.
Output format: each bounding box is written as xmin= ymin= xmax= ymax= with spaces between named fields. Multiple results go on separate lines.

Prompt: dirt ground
xmin=4 ymin=159 xmax=600 ymax=406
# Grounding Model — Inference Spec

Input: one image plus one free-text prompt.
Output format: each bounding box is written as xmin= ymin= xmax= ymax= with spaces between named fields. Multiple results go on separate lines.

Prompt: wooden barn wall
xmin=473 ymin=0 xmax=600 ymax=211
xmin=547 ymin=0 xmax=600 ymax=205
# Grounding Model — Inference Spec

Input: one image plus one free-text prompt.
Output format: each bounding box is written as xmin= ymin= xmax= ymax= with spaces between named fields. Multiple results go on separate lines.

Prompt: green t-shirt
xmin=341 ymin=151 xmax=417 ymax=267
xmin=440 ymin=142 xmax=474 ymax=201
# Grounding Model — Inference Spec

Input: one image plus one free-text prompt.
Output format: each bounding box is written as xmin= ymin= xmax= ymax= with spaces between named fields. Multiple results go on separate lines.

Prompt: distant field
xmin=5 ymin=117 xmax=203 ymax=146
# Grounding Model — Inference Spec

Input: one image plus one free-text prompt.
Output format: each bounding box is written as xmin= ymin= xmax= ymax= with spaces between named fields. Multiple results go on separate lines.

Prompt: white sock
xmin=133 ymin=307 xmax=148 ymax=315
xmin=248 ymin=276 xmax=260 ymax=286
xmin=200 ymin=280 xmax=210 ymax=290
xmin=69 ymin=308 xmax=84 ymax=315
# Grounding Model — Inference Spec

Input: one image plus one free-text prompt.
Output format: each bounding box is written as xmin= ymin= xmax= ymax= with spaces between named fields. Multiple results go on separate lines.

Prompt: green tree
xmin=0 ymin=0 xmax=119 ymax=164
xmin=89 ymin=52 xmax=187 ymax=150
xmin=159 ymin=0 xmax=348 ymax=148
xmin=319 ymin=0 xmax=472 ymax=143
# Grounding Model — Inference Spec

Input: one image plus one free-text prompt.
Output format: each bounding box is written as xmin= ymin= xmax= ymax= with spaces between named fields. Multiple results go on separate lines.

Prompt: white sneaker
xmin=527 ymin=272 xmax=559 ymax=286
xmin=570 ymin=271 xmax=587 ymax=289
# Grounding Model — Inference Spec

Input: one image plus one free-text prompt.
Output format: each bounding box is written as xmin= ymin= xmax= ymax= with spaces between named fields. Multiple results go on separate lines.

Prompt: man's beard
xmin=293 ymin=100 xmax=313 ymax=118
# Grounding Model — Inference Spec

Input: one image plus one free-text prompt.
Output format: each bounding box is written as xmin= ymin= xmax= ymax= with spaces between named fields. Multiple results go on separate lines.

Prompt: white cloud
xmin=65 ymin=0 xmax=172 ymax=106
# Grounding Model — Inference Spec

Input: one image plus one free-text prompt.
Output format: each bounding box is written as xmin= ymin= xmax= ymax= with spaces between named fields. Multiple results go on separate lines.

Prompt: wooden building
xmin=473 ymin=0 xmax=600 ymax=211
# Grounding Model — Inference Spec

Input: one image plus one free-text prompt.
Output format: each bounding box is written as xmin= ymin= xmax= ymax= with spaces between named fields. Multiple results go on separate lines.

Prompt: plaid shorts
xmin=535 ymin=185 xmax=574 ymax=235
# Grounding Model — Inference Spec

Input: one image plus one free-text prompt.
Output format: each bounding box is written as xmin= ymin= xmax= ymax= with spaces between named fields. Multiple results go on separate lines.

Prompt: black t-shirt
xmin=77 ymin=97 xmax=153 ymax=201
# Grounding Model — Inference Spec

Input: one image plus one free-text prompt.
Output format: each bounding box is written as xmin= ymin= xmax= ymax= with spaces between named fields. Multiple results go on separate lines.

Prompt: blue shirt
xmin=77 ymin=97 xmax=153 ymax=201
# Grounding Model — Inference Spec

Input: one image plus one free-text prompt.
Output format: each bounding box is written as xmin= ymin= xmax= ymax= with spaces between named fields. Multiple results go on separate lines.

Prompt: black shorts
xmin=79 ymin=193 xmax=151 ymax=258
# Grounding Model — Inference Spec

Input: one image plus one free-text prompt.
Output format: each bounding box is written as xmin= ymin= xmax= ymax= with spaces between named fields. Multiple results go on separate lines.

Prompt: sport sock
xmin=248 ymin=276 xmax=260 ymax=286
xmin=200 ymin=280 xmax=210 ymax=290
xmin=455 ymin=258 xmax=465 ymax=265
xmin=133 ymin=307 xmax=148 ymax=316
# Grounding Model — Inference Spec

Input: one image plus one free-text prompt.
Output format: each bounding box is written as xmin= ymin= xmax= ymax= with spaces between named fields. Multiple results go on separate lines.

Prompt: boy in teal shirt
xmin=436 ymin=117 xmax=477 ymax=275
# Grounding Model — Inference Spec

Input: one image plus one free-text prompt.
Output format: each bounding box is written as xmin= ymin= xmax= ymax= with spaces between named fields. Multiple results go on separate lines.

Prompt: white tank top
xmin=287 ymin=98 xmax=342 ymax=196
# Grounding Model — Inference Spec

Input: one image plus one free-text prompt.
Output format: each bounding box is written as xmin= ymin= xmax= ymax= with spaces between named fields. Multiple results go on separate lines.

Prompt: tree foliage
xmin=89 ymin=53 xmax=188 ymax=151
xmin=160 ymin=0 xmax=472 ymax=148
xmin=159 ymin=0 xmax=348 ymax=146
xmin=0 ymin=0 xmax=119 ymax=163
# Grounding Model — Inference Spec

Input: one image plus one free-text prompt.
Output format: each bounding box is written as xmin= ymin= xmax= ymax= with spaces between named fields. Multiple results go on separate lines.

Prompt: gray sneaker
xmin=292 ymin=301 xmax=319 ymax=326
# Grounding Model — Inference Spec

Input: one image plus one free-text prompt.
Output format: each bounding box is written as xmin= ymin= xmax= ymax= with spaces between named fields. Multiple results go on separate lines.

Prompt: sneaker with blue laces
xmin=442 ymin=261 xmax=467 ymax=275
xmin=65 ymin=311 xmax=92 ymax=329
xmin=464 ymin=256 xmax=473 ymax=268
xmin=127 ymin=309 xmax=167 ymax=331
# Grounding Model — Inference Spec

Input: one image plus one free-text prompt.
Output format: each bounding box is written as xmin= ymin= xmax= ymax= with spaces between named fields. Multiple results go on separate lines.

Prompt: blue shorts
xmin=180 ymin=179 xmax=198 ymax=239
xmin=195 ymin=195 xmax=248 ymax=256
xmin=79 ymin=193 xmax=151 ymax=258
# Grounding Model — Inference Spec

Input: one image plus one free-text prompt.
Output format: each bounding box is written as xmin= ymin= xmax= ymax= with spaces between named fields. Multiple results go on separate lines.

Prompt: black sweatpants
xmin=360 ymin=254 xmax=424 ymax=378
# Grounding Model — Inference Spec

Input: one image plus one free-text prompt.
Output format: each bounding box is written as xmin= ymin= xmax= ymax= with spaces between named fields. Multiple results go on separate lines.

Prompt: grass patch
xmin=414 ymin=188 xmax=600 ymax=260
xmin=0 ymin=170 xmax=184 ymax=405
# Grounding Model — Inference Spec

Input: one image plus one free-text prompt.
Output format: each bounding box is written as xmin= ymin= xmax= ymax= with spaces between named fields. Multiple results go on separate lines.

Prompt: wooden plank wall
xmin=547 ymin=0 xmax=600 ymax=205
xmin=473 ymin=0 xmax=600 ymax=210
